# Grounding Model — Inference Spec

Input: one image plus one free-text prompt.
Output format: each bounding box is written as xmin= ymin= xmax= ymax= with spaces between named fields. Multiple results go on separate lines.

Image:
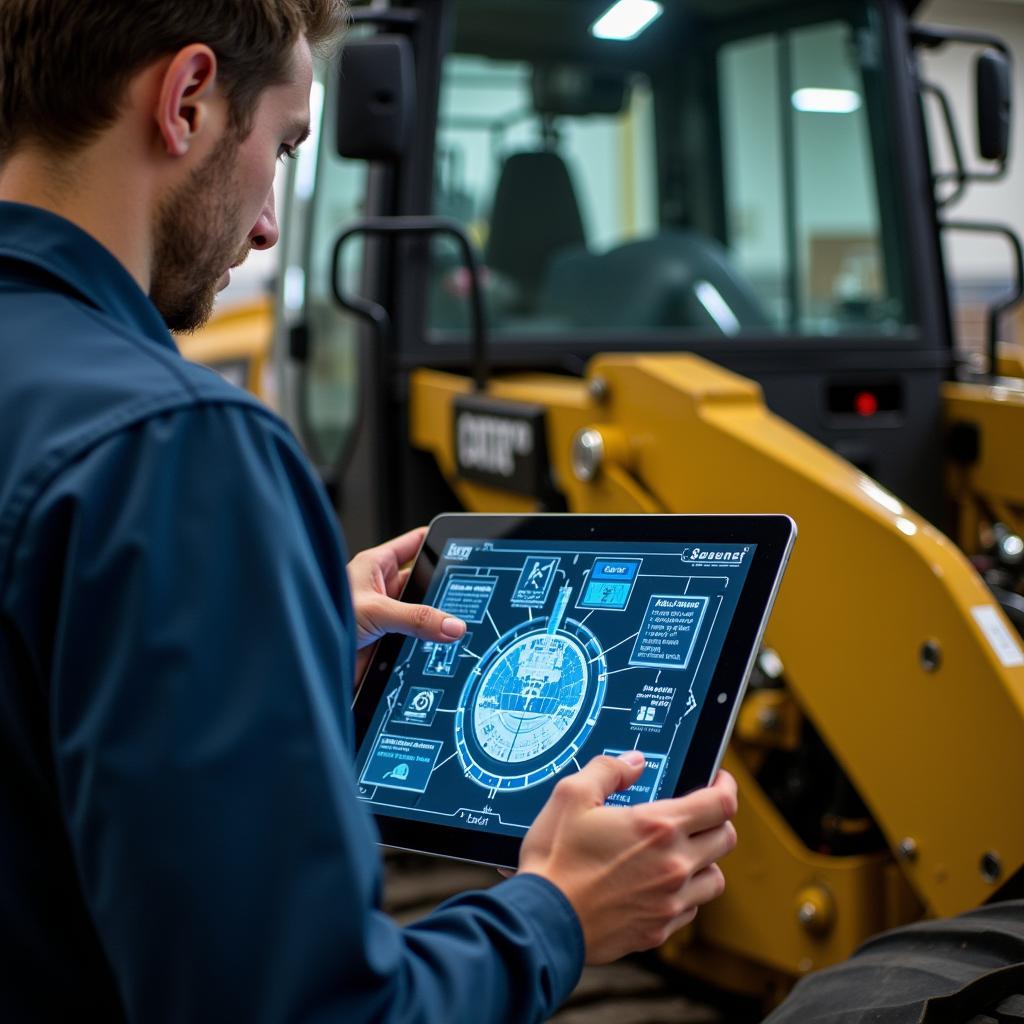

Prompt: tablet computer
xmin=352 ymin=513 xmax=795 ymax=868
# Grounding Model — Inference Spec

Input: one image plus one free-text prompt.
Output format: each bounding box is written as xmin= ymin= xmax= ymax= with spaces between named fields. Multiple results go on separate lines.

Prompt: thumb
xmin=576 ymin=751 xmax=647 ymax=803
xmin=366 ymin=597 xmax=466 ymax=644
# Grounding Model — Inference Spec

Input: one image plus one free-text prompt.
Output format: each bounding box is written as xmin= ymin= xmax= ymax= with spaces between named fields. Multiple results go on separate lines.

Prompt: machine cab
xmin=274 ymin=0 xmax=997 ymax=549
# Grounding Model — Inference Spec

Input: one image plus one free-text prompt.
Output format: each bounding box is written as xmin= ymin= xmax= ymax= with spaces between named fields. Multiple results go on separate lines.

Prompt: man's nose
xmin=249 ymin=191 xmax=279 ymax=251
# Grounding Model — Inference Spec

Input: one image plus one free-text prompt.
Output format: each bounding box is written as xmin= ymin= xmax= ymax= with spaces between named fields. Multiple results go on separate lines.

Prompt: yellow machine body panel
xmin=176 ymin=298 xmax=274 ymax=405
xmin=412 ymin=369 xmax=663 ymax=515
xmin=995 ymin=341 xmax=1024 ymax=381
xmin=945 ymin=379 xmax=1024 ymax=543
xmin=664 ymin=750 xmax=904 ymax=983
xmin=411 ymin=354 xmax=1024 ymax=985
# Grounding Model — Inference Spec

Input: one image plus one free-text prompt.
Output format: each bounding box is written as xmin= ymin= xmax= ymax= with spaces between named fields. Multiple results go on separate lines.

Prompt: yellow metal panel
xmin=411 ymin=357 xmax=1024 ymax=925
xmin=664 ymin=750 xmax=895 ymax=980
xmin=410 ymin=369 xmax=664 ymax=514
xmin=944 ymin=379 xmax=1024 ymax=507
xmin=587 ymin=355 xmax=1024 ymax=917
xmin=996 ymin=341 xmax=1024 ymax=379
xmin=176 ymin=298 xmax=273 ymax=403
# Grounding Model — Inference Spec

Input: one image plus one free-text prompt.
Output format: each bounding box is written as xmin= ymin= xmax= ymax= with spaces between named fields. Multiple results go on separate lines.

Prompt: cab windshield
xmin=428 ymin=0 xmax=910 ymax=342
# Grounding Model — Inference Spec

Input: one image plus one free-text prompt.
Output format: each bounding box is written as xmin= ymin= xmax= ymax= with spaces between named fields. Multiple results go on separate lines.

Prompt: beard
xmin=150 ymin=141 xmax=250 ymax=333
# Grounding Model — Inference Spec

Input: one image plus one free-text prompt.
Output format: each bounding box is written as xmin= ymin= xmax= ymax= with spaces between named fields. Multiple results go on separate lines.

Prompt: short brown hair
xmin=0 ymin=0 xmax=347 ymax=159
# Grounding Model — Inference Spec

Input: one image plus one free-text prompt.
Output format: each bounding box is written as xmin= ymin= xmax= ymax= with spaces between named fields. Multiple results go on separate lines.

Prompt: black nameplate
xmin=453 ymin=395 xmax=551 ymax=496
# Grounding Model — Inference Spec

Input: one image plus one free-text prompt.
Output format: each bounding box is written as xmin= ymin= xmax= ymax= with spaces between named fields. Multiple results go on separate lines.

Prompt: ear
xmin=155 ymin=44 xmax=222 ymax=158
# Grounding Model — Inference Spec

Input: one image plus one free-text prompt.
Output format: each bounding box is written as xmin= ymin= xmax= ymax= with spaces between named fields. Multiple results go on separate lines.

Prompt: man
xmin=0 ymin=2 xmax=737 ymax=1021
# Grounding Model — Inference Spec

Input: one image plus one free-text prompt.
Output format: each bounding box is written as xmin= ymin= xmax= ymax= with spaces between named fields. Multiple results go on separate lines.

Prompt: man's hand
xmin=518 ymin=753 xmax=738 ymax=964
xmin=347 ymin=527 xmax=466 ymax=681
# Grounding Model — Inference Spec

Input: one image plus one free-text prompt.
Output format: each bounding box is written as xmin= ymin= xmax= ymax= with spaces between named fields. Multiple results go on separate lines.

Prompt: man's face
xmin=150 ymin=39 xmax=314 ymax=333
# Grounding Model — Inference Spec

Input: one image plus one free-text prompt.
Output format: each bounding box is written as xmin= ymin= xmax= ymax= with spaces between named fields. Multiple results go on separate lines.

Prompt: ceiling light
xmin=591 ymin=0 xmax=663 ymax=41
xmin=792 ymin=88 xmax=862 ymax=114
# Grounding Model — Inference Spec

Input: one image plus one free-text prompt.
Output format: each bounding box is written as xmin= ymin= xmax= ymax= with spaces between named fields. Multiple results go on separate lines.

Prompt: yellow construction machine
xmin=191 ymin=0 xmax=1024 ymax=1010
xmin=410 ymin=354 xmax=1024 ymax=1002
xmin=176 ymin=297 xmax=274 ymax=404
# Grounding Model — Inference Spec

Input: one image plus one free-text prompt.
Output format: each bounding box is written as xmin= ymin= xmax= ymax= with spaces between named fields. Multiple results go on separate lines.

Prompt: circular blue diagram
xmin=455 ymin=616 xmax=607 ymax=791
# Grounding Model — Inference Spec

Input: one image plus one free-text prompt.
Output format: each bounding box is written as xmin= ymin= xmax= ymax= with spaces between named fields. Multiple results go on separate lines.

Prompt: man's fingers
xmin=679 ymin=821 xmax=737 ymax=876
xmin=366 ymin=597 xmax=465 ymax=643
xmin=649 ymin=866 xmax=725 ymax=945
xmin=397 ymin=601 xmax=465 ymax=641
xmin=570 ymin=752 xmax=647 ymax=802
xmin=662 ymin=905 xmax=699 ymax=939
xmin=658 ymin=773 xmax=738 ymax=833
xmin=378 ymin=526 xmax=428 ymax=568
xmin=386 ymin=566 xmax=412 ymax=600
xmin=682 ymin=863 xmax=727 ymax=907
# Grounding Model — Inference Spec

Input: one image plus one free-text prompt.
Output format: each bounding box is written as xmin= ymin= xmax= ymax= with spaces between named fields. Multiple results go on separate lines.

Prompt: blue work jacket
xmin=0 ymin=201 xmax=583 ymax=1022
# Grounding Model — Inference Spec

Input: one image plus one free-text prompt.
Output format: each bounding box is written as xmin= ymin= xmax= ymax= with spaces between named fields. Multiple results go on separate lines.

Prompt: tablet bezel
xmin=353 ymin=513 xmax=795 ymax=869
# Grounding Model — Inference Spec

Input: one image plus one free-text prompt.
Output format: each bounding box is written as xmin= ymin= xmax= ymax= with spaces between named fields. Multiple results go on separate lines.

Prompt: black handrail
xmin=911 ymin=24 xmax=1011 ymax=56
xmin=940 ymin=220 xmax=1024 ymax=375
xmin=331 ymin=215 xmax=490 ymax=391
xmin=919 ymin=81 xmax=968 ymax=208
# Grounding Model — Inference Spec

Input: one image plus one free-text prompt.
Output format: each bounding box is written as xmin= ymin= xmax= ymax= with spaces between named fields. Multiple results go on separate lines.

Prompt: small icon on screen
xmin=384 ymin=763 xmax=411 ymax=782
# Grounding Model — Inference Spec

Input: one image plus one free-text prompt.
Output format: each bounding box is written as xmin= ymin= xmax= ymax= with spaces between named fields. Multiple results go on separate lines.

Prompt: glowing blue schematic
xmin=454 ymin=585 xmax=607 ymax=790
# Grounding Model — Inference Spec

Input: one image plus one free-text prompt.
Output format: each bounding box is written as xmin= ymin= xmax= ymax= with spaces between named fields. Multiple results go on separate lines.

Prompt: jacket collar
xmin=0 ymin=201 xmax=177 ymax=351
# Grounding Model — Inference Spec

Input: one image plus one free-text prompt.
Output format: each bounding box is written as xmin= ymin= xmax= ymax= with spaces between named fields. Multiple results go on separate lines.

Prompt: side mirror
xmin=336 ymin=35 xmax=416 ymax=160
xmin=977 ymin=48 xmax=1011 ymax=163
xmin=532 ymin=65 xmax=629 ymax=116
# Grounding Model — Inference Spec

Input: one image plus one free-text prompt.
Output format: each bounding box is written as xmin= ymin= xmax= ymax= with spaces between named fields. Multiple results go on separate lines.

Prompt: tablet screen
xmin=354 ymin=535 xmax=755 ymax=840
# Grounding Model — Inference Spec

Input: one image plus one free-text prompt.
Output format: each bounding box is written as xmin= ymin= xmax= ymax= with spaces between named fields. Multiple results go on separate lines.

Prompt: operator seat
xmin=539 ymin=229 xmax=772 ymax=333
xmin=485 ymin=151 xmax=587 ymax=312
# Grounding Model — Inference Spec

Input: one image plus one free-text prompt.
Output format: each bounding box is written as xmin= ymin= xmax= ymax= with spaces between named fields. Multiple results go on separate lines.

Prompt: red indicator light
xmin=854 ymin=391 xmax=879 ymax=417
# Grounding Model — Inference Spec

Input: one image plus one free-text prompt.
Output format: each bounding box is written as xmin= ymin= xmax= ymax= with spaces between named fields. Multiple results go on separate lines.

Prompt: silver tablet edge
xmin=706 ymin=516 xmax=798 ymax=785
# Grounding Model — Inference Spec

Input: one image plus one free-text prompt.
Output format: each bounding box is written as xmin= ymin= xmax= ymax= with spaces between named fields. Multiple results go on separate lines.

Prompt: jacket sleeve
xmin=12 ymin=401 xmax=583 ymax=1023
